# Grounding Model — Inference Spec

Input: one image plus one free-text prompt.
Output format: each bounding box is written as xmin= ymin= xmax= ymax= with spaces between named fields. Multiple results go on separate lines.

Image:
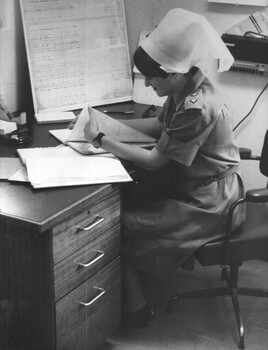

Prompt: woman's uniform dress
xmin=123 ymin=68 xmax=245 ymax=278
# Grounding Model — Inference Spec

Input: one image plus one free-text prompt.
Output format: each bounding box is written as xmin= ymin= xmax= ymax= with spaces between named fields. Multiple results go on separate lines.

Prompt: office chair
xmin=167 ymin=129 xmax=268 ymax=350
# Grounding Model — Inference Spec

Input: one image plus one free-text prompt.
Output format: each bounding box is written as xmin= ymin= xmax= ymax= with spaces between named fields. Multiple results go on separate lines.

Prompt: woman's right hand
xmin=68 ymin=116 xmax=78 ymax=129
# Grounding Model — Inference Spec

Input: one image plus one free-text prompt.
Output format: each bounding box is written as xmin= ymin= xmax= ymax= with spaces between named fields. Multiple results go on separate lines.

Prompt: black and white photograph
xmin=0 ymin=1 xmax=268 ymax=349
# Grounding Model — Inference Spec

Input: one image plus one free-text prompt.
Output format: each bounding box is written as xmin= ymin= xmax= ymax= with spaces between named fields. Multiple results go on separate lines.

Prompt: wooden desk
xmin=0 ymin=102 xmax=149 ymax=350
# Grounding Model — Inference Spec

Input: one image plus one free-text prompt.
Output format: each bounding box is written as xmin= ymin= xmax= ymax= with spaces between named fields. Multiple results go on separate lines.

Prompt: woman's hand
xmin=83 ymin=112 xmax=99 ymax=142
xmin=68 ymin=116 xmax=78 ymax=129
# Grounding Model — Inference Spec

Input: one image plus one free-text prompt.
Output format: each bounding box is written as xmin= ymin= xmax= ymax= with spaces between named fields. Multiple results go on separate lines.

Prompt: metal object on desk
xmin=2 ymin=127 xmax=32 ymax=145
xmin=102 ymin=110 xmax=134 ymax=115
xmin=1 ymin=112 xmax=32 ymax=145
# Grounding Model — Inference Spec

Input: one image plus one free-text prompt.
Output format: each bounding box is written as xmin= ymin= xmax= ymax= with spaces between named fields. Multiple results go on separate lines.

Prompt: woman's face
xmin=144 ymin=73 xmax=187 ymax=97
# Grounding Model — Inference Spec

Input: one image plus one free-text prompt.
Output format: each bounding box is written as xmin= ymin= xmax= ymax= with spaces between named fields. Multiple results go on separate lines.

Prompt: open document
xmin=11 ymin=146 xmax=132 ymax=189
xmin=49 ymin=106 xmax=156 ymax=155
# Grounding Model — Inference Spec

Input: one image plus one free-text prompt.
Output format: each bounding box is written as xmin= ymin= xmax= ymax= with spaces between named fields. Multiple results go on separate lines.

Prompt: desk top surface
xmin=0 ymin=102 xmax=149 ymax=231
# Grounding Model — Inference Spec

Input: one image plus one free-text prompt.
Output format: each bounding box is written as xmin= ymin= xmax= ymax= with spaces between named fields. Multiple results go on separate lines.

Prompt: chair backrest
xmin=260 ymin=129 xmax=268 ymax=177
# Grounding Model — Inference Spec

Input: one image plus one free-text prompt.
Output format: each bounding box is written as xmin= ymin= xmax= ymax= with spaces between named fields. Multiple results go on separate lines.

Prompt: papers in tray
xmin=12 ymin=146 xmax=132 ymax=188
xmin=35 ymin=111 xmax=75 ymax=124
xmin=0 ymin=120 xmax=17 ymax=135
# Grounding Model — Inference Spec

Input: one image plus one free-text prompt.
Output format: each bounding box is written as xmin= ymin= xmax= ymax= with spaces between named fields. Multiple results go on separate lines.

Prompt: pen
xmin=102 ymin=110 xmax=135 ymax=115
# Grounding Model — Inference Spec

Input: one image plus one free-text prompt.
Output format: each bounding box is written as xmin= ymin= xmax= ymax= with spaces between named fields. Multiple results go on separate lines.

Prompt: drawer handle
xmin=76 ymin=214 xmax=104 ymax=232
xmin=74 ymin=250 xmax=104 ymax=267
xmin=77 ymin=287 xmax=105 ymax=307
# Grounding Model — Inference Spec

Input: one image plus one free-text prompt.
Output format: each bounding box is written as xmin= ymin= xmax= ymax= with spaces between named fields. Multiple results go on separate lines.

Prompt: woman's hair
xmin=133 ymin=46 xmax=169 ymax=78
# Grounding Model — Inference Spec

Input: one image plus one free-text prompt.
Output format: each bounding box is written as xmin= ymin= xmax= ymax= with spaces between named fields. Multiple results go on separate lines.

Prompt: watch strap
xmin=92 ymin=132 xmax=105 ymax=148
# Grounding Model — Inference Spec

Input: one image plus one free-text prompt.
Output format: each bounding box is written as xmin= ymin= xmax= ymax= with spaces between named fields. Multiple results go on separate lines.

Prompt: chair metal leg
xmin=228 ymin=264 xmax=246 ymax=349
xmin=167 ymin=263 xmax=268 ymax=349
xmin=166 ymin=264 xmax=247 ymax=349
xmin=237 ymin=288 xmax=268 ymax=298
xmin=230 ymin=287 xmax=245 ymax=350
xmin=167 ymin=287 xmax=229 ymax=313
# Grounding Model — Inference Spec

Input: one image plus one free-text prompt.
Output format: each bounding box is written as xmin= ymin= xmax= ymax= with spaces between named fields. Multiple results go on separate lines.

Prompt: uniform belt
xmin=180 ymin=165 xmax=241 ymax=190
xmin=199 ymin=165 xmax=240 ymax=187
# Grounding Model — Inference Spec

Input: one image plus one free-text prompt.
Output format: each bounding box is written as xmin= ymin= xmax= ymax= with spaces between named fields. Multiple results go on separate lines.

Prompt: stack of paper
xmin=35 ymin=111 xmax=75 ymax=124
xmin=0 ymin=120 xmax=17 ymax=135
xmin=10 ymin=146 xmax=132 ymax=189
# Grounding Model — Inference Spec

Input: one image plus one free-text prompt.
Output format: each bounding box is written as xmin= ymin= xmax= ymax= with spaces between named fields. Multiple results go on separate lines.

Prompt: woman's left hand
xmin=83 ymin=112 xmax=99 ymax=142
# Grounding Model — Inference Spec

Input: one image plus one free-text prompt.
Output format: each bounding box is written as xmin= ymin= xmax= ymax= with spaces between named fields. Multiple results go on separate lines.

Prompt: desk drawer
xmin=53 ymin=190 xmax=120 ymax=264
xmin=54 ymin=223 xmax=120 ymax=301
xmin=56 ymin=258 xmax=121 ymax=350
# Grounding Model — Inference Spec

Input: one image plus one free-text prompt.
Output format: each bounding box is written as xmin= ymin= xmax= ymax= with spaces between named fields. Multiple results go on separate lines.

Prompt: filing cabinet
xmin=0 ymin=183 xmax=122 ymax=350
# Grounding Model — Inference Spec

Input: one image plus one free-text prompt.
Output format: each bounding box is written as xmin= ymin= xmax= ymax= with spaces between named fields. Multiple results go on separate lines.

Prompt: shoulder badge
xmin=184 ymin=89 xmax=203 ymax=111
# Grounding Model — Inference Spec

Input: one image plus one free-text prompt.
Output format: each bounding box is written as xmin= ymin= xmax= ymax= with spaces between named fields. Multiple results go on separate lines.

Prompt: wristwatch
xmin=92 ymin=132 xmax=105 ymax=149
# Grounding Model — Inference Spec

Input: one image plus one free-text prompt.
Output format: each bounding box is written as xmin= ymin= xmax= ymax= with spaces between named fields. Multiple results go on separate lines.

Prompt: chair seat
xmin=196 ymin=202 xmax=268 ymax=266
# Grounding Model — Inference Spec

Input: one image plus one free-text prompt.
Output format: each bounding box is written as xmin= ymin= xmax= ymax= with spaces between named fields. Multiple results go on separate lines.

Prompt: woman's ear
xmin=170 ymin=73 xmax=177 ymax=79
xmin=172 ymin=72 xmax=190 ymax=81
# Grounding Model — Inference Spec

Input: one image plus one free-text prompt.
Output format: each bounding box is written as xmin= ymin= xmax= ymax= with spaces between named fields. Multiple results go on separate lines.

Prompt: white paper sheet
xmin=0 ymin=157 xmax=22 ymax=179
xmin=49 ymin=129 xmax=72 ymax=145
xmin=9 ymin=167 xmax=29 ymax=182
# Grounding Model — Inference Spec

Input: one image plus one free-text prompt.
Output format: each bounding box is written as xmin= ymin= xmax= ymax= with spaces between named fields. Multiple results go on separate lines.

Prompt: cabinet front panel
xmin=53 ymin=189 xmax=120 ymax=264
xmin=56 ymin=258 xmax=121 ymax=350
xmin=54 ymin=223 xmax=120 ymax=301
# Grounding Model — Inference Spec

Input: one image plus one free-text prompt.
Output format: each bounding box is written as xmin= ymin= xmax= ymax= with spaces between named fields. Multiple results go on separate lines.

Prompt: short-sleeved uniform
xmin=122 ymin=68 xmax=245 ymax=278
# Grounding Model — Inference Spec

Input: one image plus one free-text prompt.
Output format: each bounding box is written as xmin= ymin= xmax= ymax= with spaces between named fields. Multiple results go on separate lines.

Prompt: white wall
xmin=124 ymin=0 xmax=264 ymax=61
xmin=0 ymin=0 xmax=267 ymax=188
xmin=0 ymin=0 xmax=32 ymax=113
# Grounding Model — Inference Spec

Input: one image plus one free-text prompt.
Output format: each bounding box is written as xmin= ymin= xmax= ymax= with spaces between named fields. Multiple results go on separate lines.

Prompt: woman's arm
xmin=119 ymin=117 xmax=161 ymax=139
xmin=84 ymin=113 xmax=170 ymax=171
xmin=101 ymin=136 xmax=170 ymax=171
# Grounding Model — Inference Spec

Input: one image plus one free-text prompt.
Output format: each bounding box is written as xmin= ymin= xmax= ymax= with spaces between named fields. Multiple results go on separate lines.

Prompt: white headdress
xmin=141 ymin=8 xmax=234 ymax=74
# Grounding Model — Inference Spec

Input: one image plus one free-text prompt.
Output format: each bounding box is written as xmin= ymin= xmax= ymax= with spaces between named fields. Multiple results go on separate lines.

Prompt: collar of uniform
xmin=173 ymin=68 xmax=205 ymax=112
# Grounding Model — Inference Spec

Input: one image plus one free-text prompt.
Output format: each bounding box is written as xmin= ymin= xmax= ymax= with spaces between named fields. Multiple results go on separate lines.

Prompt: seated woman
xmin=83 ymin=8 xmax=245 ymax=327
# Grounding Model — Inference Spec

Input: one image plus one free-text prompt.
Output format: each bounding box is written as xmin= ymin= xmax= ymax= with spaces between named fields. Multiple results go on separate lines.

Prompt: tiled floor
xmin=98 ymin=260 xmax=268 ymax=350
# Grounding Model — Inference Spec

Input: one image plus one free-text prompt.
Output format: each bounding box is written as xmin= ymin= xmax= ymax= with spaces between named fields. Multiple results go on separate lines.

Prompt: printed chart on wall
xmin=19 ymin=0 xmax=133 ymax=113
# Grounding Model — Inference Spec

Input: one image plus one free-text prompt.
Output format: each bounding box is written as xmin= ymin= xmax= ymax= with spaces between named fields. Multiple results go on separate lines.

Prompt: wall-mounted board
xmin=20 ymin=0 xmax=133 ymax=113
